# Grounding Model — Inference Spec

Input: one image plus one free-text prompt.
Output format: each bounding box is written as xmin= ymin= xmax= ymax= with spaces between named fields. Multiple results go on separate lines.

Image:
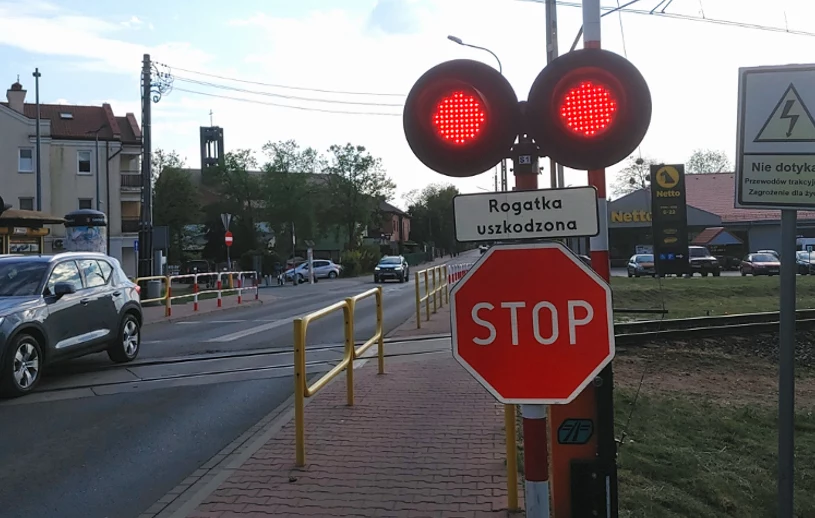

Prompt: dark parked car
xmin=740 ymin=253 xmax=781 ymax=276
xmin=374 ymin=255 xmax=410 ymax=283
xmin=627 ymin=254 xmax=656 ymax=277
xmin=688 ymin=246 xmax=721 ymax=277
xmin=0 ymin=252 xmax=143 ymax=398
xmin=797 ymin=251 xmax=815 ymax=275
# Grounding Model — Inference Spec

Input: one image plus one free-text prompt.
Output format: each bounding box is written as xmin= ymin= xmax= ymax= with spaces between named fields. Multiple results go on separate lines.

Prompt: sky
xmin=1 ymin=0 xmax=814 ymax=207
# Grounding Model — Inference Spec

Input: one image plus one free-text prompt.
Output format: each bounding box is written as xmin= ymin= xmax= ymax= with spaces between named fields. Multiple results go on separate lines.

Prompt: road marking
xmin=211 ymin=320 xmax=247 ymax=323
xmin=175 ymin=322 xmax=201 ymax=325
xmin=142 ymin=340 xmax=164 ymax=345
xmin=205 ymin=319 xmax=290 ymax=343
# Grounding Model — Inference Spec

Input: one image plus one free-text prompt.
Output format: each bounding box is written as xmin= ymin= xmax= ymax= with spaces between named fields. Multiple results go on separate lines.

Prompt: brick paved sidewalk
xmin=186 ymin=354 xmax=524 ymax=517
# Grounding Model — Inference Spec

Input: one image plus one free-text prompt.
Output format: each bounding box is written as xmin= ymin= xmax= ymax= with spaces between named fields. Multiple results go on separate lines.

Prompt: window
xmin=77 ymin=150 xmax=92 ymax=175
xmin=45 ymin=261 xmax=83 ymax=295
xmin=78 ymin=259 xmax=107 ymax=288
xmin=0 ymin=261 xmax=48 ymax=297
xmin=79 ymin=198 xmax=93 ymax=210
xmin=97 ymin=260 xmax=113 ymax=282
xmin=18 ymin=148 xmax=33 ymax=173
xmin=59 ymin=112 xmax=73 ymax=119
xmin=18 ymin=197 xmax=34 ymax=211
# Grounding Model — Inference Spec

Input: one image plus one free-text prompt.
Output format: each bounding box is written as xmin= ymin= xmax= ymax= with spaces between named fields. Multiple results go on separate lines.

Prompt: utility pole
xmin=545 ymin=0 xmax=565 ymax=190
xmin=33 ymin=68 xmax=42 ymax=212
xmin=139 ymin=54 xmax=154 ymax=277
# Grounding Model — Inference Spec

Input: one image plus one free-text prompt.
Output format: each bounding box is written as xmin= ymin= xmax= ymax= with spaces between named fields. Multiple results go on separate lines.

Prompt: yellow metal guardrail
xmin=413 ymin=265 xmax=449 ymax=329
xmin=294 ymin=286 xmax=384 ymax=467
xmin=134 ymin=275 xmax=171 ymax=315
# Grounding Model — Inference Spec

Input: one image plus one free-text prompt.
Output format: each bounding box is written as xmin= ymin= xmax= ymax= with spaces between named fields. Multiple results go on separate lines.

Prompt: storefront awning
xmin=692 ymin=226 xmax=743 ymax=246
xmin=0 ymin=208 xmax=66 ymax=226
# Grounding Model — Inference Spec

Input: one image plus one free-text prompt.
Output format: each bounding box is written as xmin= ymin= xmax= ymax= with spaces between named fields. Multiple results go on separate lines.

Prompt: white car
xmin=283 ymin=259 xmax=342 ymax=283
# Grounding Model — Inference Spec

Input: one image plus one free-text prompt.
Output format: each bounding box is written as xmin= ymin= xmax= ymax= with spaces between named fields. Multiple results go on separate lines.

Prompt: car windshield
xmin=753 ymin=254 xmax=776 ymax=262
xmin=0 ymin=261 xmax=48 ymax=297
xmin=636 ymin=255 xmax=654 ymax=263
xmin=379 ymin=257 xmax=401 ymax=265
xmin=797 ymin=251 xmax=814 ymax=260
xmin=689 ymin=247 xmax=708 ymax=258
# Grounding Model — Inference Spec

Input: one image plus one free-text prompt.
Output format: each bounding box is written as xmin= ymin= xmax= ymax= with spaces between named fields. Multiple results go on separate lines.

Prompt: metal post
xmin=95 ymin=132 xmax=101 ymax=211
xmin=105 ymin=141 xmax=111 ymax=254
xmin=33 ymin=68 xmax=42 ymax=212
xmin=779 ymin=209 xmax=797 ymax=517
xmin=293 ymin=318 xmax=306 ymax=467
xmin=500 ymin=159 xmax=508 ymax=191
xmin=505 ymin=404 xmax=519 ymax=511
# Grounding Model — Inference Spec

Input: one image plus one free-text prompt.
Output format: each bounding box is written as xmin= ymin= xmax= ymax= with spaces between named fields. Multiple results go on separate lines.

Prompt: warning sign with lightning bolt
xmin=754 ymin=83 xmax=815 ymax=143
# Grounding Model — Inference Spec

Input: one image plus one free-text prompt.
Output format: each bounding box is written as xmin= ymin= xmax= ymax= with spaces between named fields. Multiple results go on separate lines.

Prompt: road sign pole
xmin=511 ymin=136 xmax=551 ymax=518
xmin=779 ymin=209 xmax=797 ymax=517
xmin=550 ymin=0 xmax=618 ymax=515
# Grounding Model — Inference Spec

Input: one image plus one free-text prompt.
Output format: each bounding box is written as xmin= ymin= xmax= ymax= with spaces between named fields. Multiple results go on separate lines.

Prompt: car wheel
xmin=1 ymin=333 xmax=44 ymax=398
xmin=627 ymin=271 xmax=633 ymax=278
xmin=713 ymin=270 xmax=721 ymax=277
xmin=108 ymin=313 xmax=141 ymax=364
xmin=702 ymin=272 xmax=709 ymax=277
xmin=374 ymin=276 xmax=379 ymax=283
xmin=297 ymin=274 xmax=305 ymax=284
xmin=328 ymin=271 xmax=337 ymax=279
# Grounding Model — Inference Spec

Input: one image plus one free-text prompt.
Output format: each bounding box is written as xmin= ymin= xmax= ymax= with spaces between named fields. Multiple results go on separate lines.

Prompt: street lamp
xmin=446 ymin=35 xmax=503 ymax=74
xmin=87 ymin=124 xmax=107 ymax=212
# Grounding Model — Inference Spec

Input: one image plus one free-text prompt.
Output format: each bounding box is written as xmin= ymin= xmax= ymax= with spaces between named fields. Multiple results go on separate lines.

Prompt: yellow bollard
xmin=415 ymin=271 xmax=422 ymax=329
xmin=505 ymin=404 xmax=519 ymax=511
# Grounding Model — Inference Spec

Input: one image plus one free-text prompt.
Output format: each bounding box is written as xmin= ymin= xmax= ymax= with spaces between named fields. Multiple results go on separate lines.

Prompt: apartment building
xmin=1 ymin=80 xmax=143 ymax=275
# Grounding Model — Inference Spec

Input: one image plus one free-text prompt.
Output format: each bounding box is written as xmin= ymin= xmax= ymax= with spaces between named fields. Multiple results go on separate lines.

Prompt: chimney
xmin=6 ymin=79 xmax=26 ymax=114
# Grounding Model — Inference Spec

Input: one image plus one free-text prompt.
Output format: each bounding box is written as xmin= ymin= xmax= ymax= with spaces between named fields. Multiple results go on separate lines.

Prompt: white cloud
xmin=0 ymin=1 xmax=212 ymax=75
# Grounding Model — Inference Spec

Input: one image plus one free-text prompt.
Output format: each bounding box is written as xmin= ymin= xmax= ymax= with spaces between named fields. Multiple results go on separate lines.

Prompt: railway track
xmin=614 ymin=309 xmax=815 ymax=345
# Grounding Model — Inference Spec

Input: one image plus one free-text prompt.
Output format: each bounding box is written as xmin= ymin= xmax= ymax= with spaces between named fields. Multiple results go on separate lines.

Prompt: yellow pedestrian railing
xmin=294 ymin=286 xmax=385 ymax=467
xmin=413 ymin=265 xmax=449 ymax=329
xmin=134 ymin=275 xmax=171 ymax=315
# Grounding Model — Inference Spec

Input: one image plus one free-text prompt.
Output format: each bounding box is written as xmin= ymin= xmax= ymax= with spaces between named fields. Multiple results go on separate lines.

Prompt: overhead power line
xmin=517 ymin=0 xmax=815 ymax=37
xmin=172 ymin=87 xmax=402 ymax=117
xmin=155 ymin=61 xmax=406 ymax=97
xmin=173 ymin=75 xmax=405 ymax=107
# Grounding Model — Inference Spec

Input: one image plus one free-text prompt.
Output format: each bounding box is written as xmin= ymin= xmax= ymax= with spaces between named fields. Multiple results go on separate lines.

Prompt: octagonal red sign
xmin=450 ymin=242 xmax=614 ymax=404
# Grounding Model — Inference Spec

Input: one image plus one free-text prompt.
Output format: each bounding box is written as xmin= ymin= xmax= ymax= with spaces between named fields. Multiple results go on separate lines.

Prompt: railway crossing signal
xmin=403 ymin=48 xmax=652 ymax=176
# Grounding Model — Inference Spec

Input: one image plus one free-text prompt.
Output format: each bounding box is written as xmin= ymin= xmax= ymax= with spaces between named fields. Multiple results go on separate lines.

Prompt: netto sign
xmin=610 ymin=210 xmax=651 ymax=224
xmin=650 ymin=164 xmax=690 ymax=276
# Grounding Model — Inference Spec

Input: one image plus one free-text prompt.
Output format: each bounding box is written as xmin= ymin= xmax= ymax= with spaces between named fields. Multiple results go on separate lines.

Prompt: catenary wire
xmin=155 ymin=61 xmax=406 ymax=97
xmin=517 ymin=0 xmax=815 ymax=37
xmin=172 ymin=75 xmax=405 ymax=107
xmin=172 ymin=87 xmax=402 ymax=116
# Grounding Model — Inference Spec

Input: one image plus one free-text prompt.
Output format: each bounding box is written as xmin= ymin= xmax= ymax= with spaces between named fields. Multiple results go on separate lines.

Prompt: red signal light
xmin=559 ymin=81 xmax=617 ymax=137
xmin=404 ymin=59 xmax=520 ymax=178
xmin=432 ymin=90 xmax=487 ymax=145
xmin=527 ymin=48 xmax=652 ymax=171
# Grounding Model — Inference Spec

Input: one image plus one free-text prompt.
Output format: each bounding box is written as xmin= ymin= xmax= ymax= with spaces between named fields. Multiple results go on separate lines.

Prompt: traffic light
xmin=527 ymin=48 xmax=652 ymax=171
xmin=403 ymin=48 xmax=652 ymax=176
xmin=403 ymin=59 xmax=521 ymax=178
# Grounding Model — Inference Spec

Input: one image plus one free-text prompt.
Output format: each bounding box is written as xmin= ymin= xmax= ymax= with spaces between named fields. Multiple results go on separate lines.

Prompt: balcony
xmin=121 ymin=217 xmax=140 ymax=234
xmin=121 ymin=173 xmax=142 ymax=192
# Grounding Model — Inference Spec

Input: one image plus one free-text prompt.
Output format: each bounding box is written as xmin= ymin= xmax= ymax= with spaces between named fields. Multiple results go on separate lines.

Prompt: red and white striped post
xmin=193 ymin=274 xmax=199 ymax=312
xmin=237 ymin=275 xmax=243 ymax=304
xmin=254 ymin=274 xmax=259 ymax=300
xmin=166 ymin=281 xmax=172 ymax=317
xmin=514 ymin=153 xmax=551 ymax=518
xmin=216 ymin=274 xmax=222 ymax=308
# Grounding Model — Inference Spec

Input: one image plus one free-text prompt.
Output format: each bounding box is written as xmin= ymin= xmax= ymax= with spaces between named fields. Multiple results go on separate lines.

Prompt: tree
xmin=610 ymin=156 xmax=662 ymax=198
xmin=260 ymin=140 xmax=326 ymax=257
xmin=201 ymin=150 xmax=262 ymax=263
xmin=151 ymin=149 xmax=185 ymax=186
xmin=323 ymin=144 xmax=396 ymax=249
xmin=686 ymin=149 xmax=731 ymax=174
xmin=405 ymin=183 xmax=460 ymax=254
xmin=153 ymin=166 xmax=199 ymax=263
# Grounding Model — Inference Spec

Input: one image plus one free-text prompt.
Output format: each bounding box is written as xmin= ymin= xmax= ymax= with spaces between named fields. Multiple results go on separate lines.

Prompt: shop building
xmin=607 ymin=172 xmax=815 ymax=265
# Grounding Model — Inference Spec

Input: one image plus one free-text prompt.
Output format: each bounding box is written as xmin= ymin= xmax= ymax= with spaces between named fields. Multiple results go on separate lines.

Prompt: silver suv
xmin=0 ymin=252 xmax=143 ymax=398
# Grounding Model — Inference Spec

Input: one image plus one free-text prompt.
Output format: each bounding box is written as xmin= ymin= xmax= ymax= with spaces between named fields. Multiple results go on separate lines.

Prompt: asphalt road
xmin=0 ymin=256 xmax=469 ymax=518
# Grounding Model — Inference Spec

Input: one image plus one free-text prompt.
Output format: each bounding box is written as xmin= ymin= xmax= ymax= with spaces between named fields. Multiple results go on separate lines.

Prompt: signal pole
xmin=545 ymin=0 xmax=564 ymax=190
xmin=512 ymin=135 xmax=550 ymax=518
xmin=550 ymin=0 xmax=619 ymax=516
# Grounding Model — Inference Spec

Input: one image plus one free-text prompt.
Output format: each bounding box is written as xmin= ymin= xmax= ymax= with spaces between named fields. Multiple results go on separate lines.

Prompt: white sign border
xmin=449 ymin=241 xmax=615 ymax=405
xmin=735 ymin=63 xmax=815 ymax=210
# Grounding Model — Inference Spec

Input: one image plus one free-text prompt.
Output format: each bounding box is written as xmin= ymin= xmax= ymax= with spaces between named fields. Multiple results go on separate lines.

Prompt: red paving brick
xmin=186 ymin=354 xmax=524 ymax=517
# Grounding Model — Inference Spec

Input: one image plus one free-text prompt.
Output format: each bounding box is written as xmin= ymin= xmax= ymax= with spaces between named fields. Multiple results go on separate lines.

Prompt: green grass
xmin=611 ymin=276 xmax=815 ymax=319
xmin=616 ymin=389 xmax=815 ymax=517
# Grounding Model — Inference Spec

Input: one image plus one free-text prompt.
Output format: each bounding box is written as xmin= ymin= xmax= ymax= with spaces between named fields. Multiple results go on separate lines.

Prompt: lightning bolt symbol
xmin=780 ymin=99 xmax=799 ymax=138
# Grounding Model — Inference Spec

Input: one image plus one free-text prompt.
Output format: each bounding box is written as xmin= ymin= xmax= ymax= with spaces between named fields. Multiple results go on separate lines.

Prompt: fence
xmin=413 ymin=265 xmax=449 ymax=329
xmin=447 ymin=262 xmax=474 ymax=285
xmin=293 ymin=286 xmax=385 ymax=467
xmin=135 ymin=271 xmax=259 ymax=317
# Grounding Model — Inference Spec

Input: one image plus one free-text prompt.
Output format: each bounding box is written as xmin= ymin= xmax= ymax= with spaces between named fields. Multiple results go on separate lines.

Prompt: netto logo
xmin=655 ymin=190 xmax=682 ymax=198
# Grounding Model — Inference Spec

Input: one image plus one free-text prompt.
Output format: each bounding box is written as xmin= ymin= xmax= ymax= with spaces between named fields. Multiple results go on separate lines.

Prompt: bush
xmin=340 ymin=245 xmax=381 ymax=277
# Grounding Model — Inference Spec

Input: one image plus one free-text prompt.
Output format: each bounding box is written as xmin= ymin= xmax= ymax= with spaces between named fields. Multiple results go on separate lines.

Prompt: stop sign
xmin=224 ymin=231 xmax=233 ymax=247
xmin=450 ymin=242 xmax=614 ymax=404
